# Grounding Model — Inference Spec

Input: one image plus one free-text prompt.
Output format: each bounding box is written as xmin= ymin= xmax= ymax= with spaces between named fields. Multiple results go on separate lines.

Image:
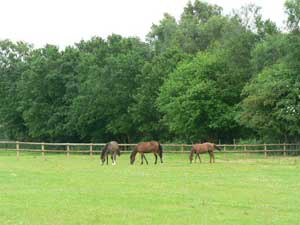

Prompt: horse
xmin=189 ymin=142 xmax=221 ymax=164
xmin=100 ymin=141 xmax=120 ymax=165
xmin=130 ymin=141 xmax=163 ymax=165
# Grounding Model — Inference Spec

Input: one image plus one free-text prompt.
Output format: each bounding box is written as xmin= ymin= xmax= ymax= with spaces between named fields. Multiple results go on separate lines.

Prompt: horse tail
xmin=117 ymin=147 xmax=121 ymax=156
xmin=214 ymin=144 xmax=221 ymax=151
xmin=158 ymin=143 xmax=163 ymax=158
xmin=189 ymin=148 xmax=194 ymax=163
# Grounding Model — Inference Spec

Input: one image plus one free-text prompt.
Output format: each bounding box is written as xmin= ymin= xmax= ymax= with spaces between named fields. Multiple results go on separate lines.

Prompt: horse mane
xmin=130 ymin=146 xmax=138 ymax=158
xmin=101 ymin=143 xmax=108 ymax=159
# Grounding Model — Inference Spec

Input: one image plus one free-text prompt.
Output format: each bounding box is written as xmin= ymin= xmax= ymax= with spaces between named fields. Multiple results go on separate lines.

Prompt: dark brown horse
xmin=101 ymin=141 xmax=120 ymax=165
xmin=130 ymin=141 xmax=163 ymax=165
xmin=190 ymin=142 xmax=221 ymax=163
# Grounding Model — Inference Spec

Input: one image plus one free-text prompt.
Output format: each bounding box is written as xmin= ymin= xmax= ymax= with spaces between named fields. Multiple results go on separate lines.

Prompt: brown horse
xmin=130 ymin=141 xmax=163 ymax=165
xmin=190 ymin=142 xmax=221 ymax=163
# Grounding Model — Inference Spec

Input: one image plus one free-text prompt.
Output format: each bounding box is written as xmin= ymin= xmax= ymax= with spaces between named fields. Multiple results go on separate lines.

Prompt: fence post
xmin=42 ymin=142 xmax=45 ymax=160
xmin=16 ymin=141 xmax=20 ymax=160
xmin=181 ymin=144 xmax=184 ymax=153
xmin=244 ymin=145 xmax=247 ymax=159
xmin=90 ymin=144 xmax=93 ymax=158
xmin=233 ymin=139 xmax=236 ymax=151
xmin=223 ymin=146 xmax=227 ymax=160
xmin=67 ymin=144 xmax=70 ymax=158
xmin=283 ymin=143 xmax=286 ymax=157
xmin=264 ymin=143 xmax=267 ymax=158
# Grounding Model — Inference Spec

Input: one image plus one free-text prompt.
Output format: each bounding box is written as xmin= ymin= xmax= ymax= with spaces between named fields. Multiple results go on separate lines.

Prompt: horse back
xmin=136 ymin=141 xmax=160 ymax=153
xmin=107 ymin=141 xmax=119 ymax=152
xmin=192 ymin=143 xmax=215 ymax=153
xmin=192 ymin=144 xmax=207 ymax=153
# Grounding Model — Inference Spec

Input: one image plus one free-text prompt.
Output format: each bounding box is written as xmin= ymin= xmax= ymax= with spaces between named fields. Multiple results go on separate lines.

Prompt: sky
xmin=0 ymin=0 xmax=286 ymax=48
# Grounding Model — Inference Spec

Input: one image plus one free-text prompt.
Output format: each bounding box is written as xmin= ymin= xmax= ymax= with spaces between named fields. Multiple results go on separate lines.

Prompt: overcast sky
xmin=0 ymin=0 xmax=286 ymax=48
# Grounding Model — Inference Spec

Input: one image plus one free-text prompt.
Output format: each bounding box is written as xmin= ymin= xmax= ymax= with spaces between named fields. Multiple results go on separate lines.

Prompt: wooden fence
xmin=1 ymin=141 xmax=300 ymax=160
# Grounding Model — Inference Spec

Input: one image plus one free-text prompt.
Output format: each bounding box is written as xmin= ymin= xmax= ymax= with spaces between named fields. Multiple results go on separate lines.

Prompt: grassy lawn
xmin=0 ymin=152 xmax=300 ymax=225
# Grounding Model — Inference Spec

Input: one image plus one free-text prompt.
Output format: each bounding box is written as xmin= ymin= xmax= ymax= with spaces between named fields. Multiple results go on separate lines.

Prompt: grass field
xmin=1 ymin=152 xmax=300 ymax=225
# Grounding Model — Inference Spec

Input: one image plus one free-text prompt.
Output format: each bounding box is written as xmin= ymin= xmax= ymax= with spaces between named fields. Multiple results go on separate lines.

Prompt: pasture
xmin=1 ymin=152 xmax=300 ymax=225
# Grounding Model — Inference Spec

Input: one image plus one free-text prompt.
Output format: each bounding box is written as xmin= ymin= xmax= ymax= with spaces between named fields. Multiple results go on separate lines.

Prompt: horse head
xmin=130 ymin=146 xmax=137 ymax=164
xmin=100 ymin=144 xmax=108 ymax=164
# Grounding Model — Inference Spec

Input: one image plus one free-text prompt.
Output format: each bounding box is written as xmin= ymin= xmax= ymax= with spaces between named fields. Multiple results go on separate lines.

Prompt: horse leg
xmin=154 ymin=153 xmax=157 ymax=164
xmin=143 ymin=154 xmax=149 ymax=165
xmin=159 ymin=153 xmax=163 ymax=163
xmin=112 ymin=153 xmax=116 ymax=165
xmin=101 ymin=154 xmax=105 ymax=166
xmin=197 ymin=153 xmax=201 ymax=163
xmin=106 ymin=154 xmax=109 ymax=165
xmin=190 ymin=150 xmax=194 ymax=163
xmin=114 ymin=153 xmax=117 ymax=165
xmin=141 ymin=153 xmax=144 ymax=165
xmin=209 ymin=152 xmax=213 ymax=164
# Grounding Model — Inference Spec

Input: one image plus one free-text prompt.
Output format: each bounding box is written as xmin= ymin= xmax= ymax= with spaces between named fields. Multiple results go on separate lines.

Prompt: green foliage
xmin=240 ymin=30 xmax=300 ymax=141
xmin=285 ymin=0 xmax=300 ymax=32
xmin=176 ymin=1 xmax=223 ymax=54
xmin=240 ymin=63 xmax=300 ymax=141
xmin=130 ymin=48 xmax=189 ymax=141
xmin=0 ymin=40 xmax=32 ymax=139
xmin=69 ymin=35 xmax=150 ymax=142
xmin=17 ymin=45 xmax=81 ymax=141
xmin=158 ymin=52 xmax=237 ymax=142
xmin=181 ymin=0 xmax=222 ymax=23
xmin=0 ymin=1 xmax=299 ymax=143
xmin=147 ymin=13 xmax=178 ymax=53
xmin=251 ymin=34 xmax=288 ymax=73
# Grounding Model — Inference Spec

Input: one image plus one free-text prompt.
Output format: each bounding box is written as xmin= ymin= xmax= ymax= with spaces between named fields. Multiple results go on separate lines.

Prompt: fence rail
xmin=1 ymin=141 xmax=300 ymax=159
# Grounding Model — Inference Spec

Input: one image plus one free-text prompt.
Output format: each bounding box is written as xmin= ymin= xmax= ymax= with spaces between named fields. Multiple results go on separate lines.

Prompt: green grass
xmin=1 ymin=152 xmax=300 ymax=225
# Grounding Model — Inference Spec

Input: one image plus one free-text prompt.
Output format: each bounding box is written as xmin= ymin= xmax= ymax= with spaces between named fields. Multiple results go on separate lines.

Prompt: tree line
xmin=1 ymin=0 xmax=300 ymax=143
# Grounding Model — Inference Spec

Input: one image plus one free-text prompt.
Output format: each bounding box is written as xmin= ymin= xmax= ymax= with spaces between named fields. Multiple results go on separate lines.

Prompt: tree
xmin=147 ymin=13 xmax=178 ymax=54
xmin=285 ymin=0 xmax=300 ymax=32
xmin=233 ymin=4 xmax=279 ymax=40
xmin=176 ymin=0 xmax=223 ymax=54
xmin=17 ymin=45 xmax=79 ymax=141
xmin=1 ymin=0 xmax=297 ymax=144
xmin=240 ymin=27 xmax=300 ymax=141
xmin=0 ymin=40 xmax=31 ymax=139
xmin=69 ymin=35 xmax=150 ymax=142
xmin=181 ymin=0 xmax=222 ymax=23
xmin=130 ymin=48 xmax=189 ymax=141
xmin=251 ymin=34 xmax=288 ymax=74
xmin=157 ymin=52 xmax=239 ymax=142
xmin=239 ymin=63 xmax=300 ymax=141
xmin=69 ymin=37 xmax=113 ymax=142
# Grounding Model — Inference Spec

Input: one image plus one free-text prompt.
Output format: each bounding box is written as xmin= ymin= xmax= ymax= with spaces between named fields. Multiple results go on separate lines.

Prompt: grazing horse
xmin=190 ymin=142 xmax=221 ymax=164
xmin=130 ymin=141 xmax=163 ymax=165
xmin=101 ymin=141 xmax=120 ymax=165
